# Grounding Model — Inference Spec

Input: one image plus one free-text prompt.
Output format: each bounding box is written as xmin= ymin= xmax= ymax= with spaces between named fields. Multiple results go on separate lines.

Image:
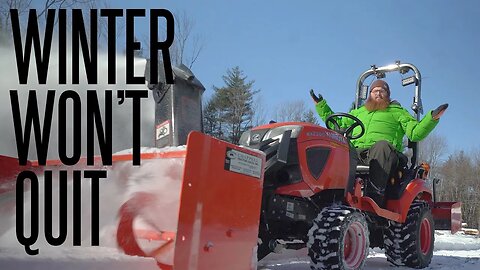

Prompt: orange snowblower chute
xmin=116 ymin=131 xmax=265 ymax=270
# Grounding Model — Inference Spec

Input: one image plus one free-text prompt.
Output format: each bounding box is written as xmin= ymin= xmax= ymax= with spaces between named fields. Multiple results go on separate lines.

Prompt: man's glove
xmin=432 ymin=103 xmax=448 ymax=120
xmin=310 ymin=89 xmax=323 ymax=103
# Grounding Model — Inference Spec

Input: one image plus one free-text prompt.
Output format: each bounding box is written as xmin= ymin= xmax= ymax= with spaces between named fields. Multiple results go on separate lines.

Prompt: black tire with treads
xmin=308 ymin=205 xmax=369 ymax=270
xmin=383 ymin=201 xmax=434 ymax=268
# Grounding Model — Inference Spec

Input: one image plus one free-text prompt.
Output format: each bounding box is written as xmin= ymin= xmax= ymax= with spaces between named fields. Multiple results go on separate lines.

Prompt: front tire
xmin=308 ymin=205 xmax=369 ymax=270
xmin=384 ymin=201 xmax=434 ymax=268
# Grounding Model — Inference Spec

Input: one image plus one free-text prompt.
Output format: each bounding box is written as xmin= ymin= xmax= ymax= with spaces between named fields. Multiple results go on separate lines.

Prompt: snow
xmin=258 ymin=231 xmax=480 ymax=270
xmin=0 ymin=230 xmax=478 ymax=269
xmin=0 ymin=246 xmax=159 ymax=270
xmin=0 ymin=151 xmax=185 ymax=270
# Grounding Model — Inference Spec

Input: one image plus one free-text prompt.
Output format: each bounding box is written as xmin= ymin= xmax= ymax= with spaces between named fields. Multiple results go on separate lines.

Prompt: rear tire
xmin=308 ymin=205 xmax=369 ymax=270
xmin=383 ymin=201 xmax=434 ymax=268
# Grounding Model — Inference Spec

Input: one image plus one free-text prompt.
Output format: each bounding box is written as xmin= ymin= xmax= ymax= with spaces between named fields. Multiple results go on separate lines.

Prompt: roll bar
xmin=355 ymin=61 xmax=423 ymax=120
xmin=354 ymin=61 xmax=423 ymax=168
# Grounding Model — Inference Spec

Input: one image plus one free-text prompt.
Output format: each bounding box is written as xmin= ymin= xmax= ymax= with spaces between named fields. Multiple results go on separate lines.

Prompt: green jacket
xmin=315 ymin=99 xmax=439 ymax=151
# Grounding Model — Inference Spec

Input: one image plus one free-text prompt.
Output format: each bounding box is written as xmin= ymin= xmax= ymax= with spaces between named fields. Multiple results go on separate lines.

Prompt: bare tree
xmin=0 ymin=0 xmax=31 ymax=34
xmin=437 ymin=150 xmax=480 ymax=229
xmin=252 ymin=95 xmax=267 ymax=126
xmin=141 ymin=10 xmax=204 ymax=68
xmin=37 ymin=0 xmax=95 ymax=20
xmin=272 ymin=100 xmax=318 ymax=124
xmin=1 ymin=0 xmax=106 ymax=38
xmin=418 ymin=132 xmax=448 ymax=176
xmin=86 ymin=0 xmax=122 ymax=47
xmin=171 ymin=10 xmax=203 ymax=68
xmin=273 ymin=101 xmax=305 ymax=122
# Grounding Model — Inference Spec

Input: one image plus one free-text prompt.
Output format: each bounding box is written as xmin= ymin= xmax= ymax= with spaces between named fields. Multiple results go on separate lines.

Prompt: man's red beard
xmin=365 ymin=96 xmax=391 ymax=111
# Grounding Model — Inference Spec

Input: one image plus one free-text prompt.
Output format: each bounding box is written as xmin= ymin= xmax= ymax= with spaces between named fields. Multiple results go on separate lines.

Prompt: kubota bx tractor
xmin=236 ymin=62 xmax=461 ymax=270
xmin=0 ymin=62 xmax=462 ymax=270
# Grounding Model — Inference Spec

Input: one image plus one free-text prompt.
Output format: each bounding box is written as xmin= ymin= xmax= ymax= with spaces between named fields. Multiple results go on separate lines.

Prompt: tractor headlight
xmin=239 ymin=130 xmax=251 ymax=146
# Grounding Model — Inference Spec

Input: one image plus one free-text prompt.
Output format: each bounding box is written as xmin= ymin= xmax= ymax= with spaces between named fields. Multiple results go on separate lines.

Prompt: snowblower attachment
xmin=116 ymin=62 xmax=265 ymax=269
xmin=116 ymin=131 xmax=265 ymax=270
xmin=145 ymin=61 xmax=205 ymax=148
xmin=0 ymin=133 xmax=264 ymax=270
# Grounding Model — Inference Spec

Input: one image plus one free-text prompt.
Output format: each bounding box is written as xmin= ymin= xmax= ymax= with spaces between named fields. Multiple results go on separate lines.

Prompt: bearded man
xmin=310 ymin=80 xmax=448 ymax=206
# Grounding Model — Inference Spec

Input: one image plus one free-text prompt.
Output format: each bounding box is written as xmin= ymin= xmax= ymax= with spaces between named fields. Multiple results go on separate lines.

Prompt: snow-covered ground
xmin=0 ymin=230 xmax=478 ymax=270
xmin=259 ymin=231 xmax=480 ymax=270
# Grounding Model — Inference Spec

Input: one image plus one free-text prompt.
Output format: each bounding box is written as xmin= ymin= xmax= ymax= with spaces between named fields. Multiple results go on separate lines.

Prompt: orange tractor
xmin=238 ymin=62 xmax=462 ymax=269
xmin=0 ymin=62 xmax=461 ymax=270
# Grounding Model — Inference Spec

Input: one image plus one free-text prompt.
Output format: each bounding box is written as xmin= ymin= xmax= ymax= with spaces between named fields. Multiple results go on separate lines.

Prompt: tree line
xmin=418 ymin=134 xmax=480 ymax=231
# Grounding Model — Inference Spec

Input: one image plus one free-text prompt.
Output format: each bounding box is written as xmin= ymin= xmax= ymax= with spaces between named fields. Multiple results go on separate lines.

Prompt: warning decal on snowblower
xmin=156 ymin=120 xmax=170 ymax=140
xmin=224 ymin=148 xmax=262 ymax=179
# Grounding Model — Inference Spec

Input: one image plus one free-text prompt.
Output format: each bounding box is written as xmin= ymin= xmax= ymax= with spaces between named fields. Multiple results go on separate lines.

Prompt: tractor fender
xmin=390 ymin=179 xmax=433 ymax=223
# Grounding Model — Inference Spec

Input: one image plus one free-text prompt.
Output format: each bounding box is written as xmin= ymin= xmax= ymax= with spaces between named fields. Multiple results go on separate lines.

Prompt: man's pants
xmin=356 ymin=140 xmax=399 ymax=195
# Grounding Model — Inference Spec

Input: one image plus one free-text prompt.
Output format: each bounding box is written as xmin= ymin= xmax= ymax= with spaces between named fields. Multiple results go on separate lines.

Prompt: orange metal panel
xmin=383 ymin=179 xmax=433 ymax=223
xmin=346 ymin=179 xmax=401 ymax=222
xmin=297 ymin=139 xmax=350 ymax=193
xmin=174 ymin=131 xmax=265 ymax=270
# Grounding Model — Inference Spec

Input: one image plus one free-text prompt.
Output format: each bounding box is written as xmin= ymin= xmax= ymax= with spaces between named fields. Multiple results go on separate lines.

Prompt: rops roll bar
xmin=355 ymin=61 xmax=423 ymax=121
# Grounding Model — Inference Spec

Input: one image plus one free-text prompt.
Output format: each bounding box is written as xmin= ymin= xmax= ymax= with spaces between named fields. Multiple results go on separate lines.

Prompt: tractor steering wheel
xmin=325 ymin=113 xmax=365 ymax=140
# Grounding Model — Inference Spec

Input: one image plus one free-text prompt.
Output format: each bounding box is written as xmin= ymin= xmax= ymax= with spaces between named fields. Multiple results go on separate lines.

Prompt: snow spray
xmin=3 ymin=8 xmax=175 ymax=256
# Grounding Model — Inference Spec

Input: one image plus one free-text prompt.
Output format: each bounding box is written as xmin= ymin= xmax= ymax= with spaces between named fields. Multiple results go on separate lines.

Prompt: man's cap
xmin=370 ymin=80 xmax=390 ymax=95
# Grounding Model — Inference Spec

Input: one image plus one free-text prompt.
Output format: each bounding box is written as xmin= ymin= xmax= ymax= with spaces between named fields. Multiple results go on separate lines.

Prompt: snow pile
xmin=0 ymin=246 xmax=159 ymax=270
xmin=435 ymin=230 xmax=480 ymax=251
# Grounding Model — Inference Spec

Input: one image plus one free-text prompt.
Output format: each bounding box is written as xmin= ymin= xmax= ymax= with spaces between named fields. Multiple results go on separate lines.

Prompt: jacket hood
xmin=390 ymin=100 xmax=402 ymax=106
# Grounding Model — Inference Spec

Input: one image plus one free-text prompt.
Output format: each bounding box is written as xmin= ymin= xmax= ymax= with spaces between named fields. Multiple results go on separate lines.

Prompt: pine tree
xmin=302 ymin=109 xmax=319 ymax=125
xmin=203 ymin=96 xmax=224 ymax=139
xmin=203 ymin=66 xmax=258 ymax=144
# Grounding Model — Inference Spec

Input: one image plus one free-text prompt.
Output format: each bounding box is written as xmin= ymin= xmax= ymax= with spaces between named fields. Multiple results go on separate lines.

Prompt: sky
xmin=111 ymin=0 xmax=480 ymax=155
xmin=1 ymin=0 xmax=479 ymax=157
